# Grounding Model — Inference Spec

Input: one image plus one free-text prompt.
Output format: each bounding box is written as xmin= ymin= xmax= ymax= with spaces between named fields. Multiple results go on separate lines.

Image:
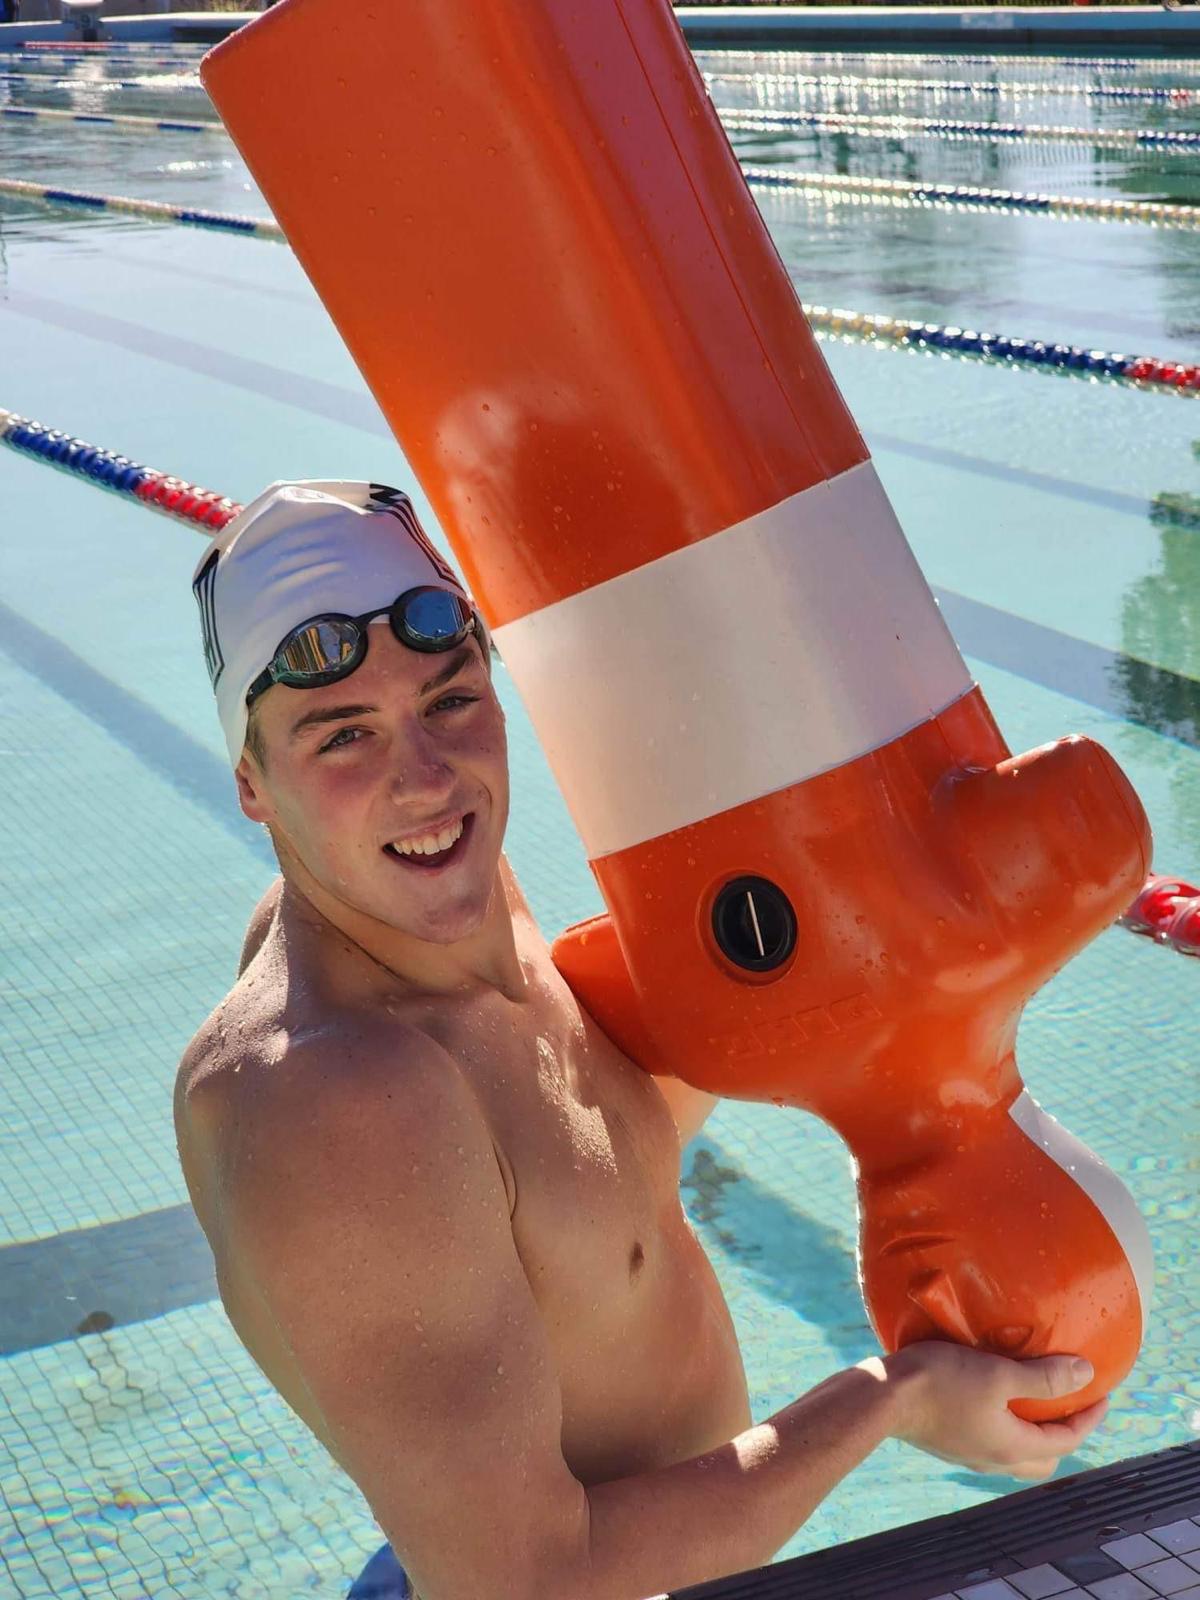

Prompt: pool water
xmin=2 ymin=38 xmax=1199 ymax=1600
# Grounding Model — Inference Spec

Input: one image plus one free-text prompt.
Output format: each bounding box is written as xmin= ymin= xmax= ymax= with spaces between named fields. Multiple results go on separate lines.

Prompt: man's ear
xmin=235 ymin=753 xmax=271 ymax=824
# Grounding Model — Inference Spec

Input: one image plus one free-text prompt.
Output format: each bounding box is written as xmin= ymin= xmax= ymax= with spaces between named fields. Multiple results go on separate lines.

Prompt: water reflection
xmin=1118 ymin=496 xmax=1200 ymax=743
xmin=731 ymin=119 xmax=1200 ymax=358
xmin=1113 ymin=441 xmax=1200 ymax=864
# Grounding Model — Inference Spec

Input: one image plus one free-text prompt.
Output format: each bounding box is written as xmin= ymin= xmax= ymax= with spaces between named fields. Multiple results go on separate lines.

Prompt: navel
xmin=628 ymin=1240 xmax=646 ymax=1279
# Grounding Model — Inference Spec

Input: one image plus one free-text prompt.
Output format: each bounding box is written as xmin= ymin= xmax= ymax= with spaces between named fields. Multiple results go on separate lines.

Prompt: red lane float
xmin=203 ymin=0 xmax=1153 ymax=1420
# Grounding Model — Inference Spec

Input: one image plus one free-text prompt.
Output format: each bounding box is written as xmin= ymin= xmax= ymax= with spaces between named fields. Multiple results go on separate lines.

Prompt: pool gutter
xmin=3 ymin=7 xmax=1200 ymax=56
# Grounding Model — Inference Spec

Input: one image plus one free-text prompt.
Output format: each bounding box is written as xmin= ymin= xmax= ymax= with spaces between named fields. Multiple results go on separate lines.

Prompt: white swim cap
xmin=192 ymin=480 xmax=475 ymax=765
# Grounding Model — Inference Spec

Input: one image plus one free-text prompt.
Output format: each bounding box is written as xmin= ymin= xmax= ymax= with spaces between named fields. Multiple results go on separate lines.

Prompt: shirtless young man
xmin=175 ymin=481 xmax=1110 ymax=1600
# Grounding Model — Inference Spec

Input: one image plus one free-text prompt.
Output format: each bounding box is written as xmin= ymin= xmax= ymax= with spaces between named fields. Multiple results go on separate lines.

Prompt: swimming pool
xmin=2 ymin=35 xmax=1198 ymax=1600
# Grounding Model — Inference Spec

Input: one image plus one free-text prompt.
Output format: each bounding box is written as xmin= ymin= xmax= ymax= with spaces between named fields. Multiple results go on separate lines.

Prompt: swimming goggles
xmin=245 ymin=587 xmax=479 ymax=707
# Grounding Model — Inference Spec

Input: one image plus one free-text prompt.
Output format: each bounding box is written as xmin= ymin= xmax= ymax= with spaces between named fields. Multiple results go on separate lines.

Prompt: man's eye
xmin=431 ymin=694 xmax=477 ymax=714
xmin=318 ymin=726 xmax=364 ymax=753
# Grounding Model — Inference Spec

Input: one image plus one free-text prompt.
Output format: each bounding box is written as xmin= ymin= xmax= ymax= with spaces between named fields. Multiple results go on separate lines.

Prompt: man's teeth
xmin=391 ymin=817 xmax=465 ymax=857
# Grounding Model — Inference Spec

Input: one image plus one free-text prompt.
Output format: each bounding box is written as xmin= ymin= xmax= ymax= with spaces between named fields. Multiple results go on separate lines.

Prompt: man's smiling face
xmin=235 ymin=625 xmax=508 ymax=946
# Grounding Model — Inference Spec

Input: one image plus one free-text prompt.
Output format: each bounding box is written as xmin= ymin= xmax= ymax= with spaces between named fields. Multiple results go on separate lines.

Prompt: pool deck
xmin=2 ymin=6 xmax=1200 ymax=56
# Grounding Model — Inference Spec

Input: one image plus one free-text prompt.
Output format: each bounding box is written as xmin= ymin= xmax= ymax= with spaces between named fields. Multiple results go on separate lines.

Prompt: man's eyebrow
xmin=419 ymin=646 xmax=476 ymax=697
xmin=289 ymin=704 xmax=378 ymax=740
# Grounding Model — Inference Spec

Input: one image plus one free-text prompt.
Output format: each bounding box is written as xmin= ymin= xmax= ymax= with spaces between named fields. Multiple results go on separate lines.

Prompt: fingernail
xmin=1072 ymin=1359 xmax=1094 ymax=1384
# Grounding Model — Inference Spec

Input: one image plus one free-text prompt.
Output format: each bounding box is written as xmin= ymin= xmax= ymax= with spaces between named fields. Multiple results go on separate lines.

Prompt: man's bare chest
xmin=418 ymin=981 xmax=685 ymax=1310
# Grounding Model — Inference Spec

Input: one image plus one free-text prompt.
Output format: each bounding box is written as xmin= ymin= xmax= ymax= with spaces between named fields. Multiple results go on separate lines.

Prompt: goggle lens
xmin=273 ymin=618 xmax=361 ymax=685
xmin=396 ymin=588 xmax=473 ymax=647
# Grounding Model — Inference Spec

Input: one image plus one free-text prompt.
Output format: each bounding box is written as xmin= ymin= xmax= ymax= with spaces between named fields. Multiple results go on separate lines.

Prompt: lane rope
xmin=8 ymin=89 xmax=1199 ymax=154
xmin=719 ymin=106 xmax=1200 ymax=149
xmin=0 ymin=177 xmax=277 ymax=235
xmin=9 ymin=64 xmax=1197 ymax=107
xmin=695 ymin=48 xmax=1200 ymax=76
xmin=0 ymin=409 xmax=239 ymax=531
xmin=705 ymin=69 xmax=1200 ymax=104
xmin=803 ymin=304 xmax=1200 ymax=393
xmin=744 ymin=167 xmax=1200 ymax=228
xmin=6 ymin=168 xmax=1198 ymax=241
xmin=0 ymin=49 xmax=201 ymax=69
xmin=1 ymin=103 xmax=218 ymax=131
xmin=4 ymin=40 xmax=199 ymax=52
xmin=0 ymin=70 xmax=201 ymax=91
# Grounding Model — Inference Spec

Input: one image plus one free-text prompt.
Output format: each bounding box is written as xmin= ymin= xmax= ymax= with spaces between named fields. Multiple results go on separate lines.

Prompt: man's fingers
xmin=1033 ymin=1396 xmax=1110 ymax=1447
xmin=1009 ymin=1396 xmax=1110 ymax=1460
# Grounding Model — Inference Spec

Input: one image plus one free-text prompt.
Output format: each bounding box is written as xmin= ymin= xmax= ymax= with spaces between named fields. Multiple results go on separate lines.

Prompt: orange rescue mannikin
xmin=202 ymin=0 xmax=1154 ymax=1421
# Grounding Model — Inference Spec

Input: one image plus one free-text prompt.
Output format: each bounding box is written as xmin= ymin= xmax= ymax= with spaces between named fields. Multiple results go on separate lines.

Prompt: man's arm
xmin=222 ymin=1024 xmax=910 ymax=1600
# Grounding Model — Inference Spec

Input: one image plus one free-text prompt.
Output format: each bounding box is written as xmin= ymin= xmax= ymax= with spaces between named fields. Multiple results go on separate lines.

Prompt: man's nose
xmin=387 ymin=722 xmax=455 ymax=798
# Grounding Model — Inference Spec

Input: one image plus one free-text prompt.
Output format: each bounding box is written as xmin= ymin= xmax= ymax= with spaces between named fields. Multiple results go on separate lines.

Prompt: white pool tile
xmin=1008 ymin=1565 xmax=1078 ymax=1599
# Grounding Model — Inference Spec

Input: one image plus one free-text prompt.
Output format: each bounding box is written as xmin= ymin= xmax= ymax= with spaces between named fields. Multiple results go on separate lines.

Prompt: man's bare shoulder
xmin=177 ymin=973 xmax=468 ymax=1140
xmin=176 ymin=988 xmax=508 ymax=1299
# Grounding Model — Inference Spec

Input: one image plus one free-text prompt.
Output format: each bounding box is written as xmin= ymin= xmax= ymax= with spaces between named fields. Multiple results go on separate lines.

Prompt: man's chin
xmin=406 ymin=886 xmax=496 ymax=945
xmin=369 ymin=871 xmax=497 ymax=946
